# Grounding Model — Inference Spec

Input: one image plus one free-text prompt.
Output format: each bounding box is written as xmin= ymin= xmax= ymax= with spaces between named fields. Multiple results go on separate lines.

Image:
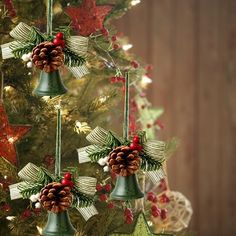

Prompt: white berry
xmin=98 ymin=158 xmax=106 ymax=166
xmin=26 ymin=61 xmax=33 ymax=68
xmin=35 ymin=193 xmax=40 ymax=200
xmin=103 ymin=166 xmax=109 ymax=172
xmin=27 ymin=52 xmax=32 ymax=59
xmin=35 ymin=202 xmax=41 ymax=208
xmin=30 ymin=194 xmax=38 ymax=202
xmin=21 ymin=54 xmax=29 ymax=62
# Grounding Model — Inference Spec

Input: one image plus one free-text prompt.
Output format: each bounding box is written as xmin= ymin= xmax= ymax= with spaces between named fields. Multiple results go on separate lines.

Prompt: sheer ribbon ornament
xmin=77 ymin=73 xmax=167 ymax=200
xmin=1 ymin=0 xmax=89 ymax=97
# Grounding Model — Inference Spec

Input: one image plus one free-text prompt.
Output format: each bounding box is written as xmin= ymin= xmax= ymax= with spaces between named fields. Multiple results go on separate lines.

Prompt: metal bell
xmin=42 ymin=211 xmax=77 ymax=236
xmin=110 ymin=174 xmax=144 ymax=200
xmin=34 ymin=70 xmax=67 ymax=96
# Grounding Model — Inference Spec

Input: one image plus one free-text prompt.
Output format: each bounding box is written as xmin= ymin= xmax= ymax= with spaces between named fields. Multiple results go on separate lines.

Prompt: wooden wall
xmin=115 ymin=1 xmax=236 ymax=235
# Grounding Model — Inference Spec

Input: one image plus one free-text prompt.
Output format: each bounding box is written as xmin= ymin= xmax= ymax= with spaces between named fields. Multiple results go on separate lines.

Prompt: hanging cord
xmin=55 ymin=100 xmax=62 ymax=176
xmin=47 ymin=0 xmax=53 ymax=36
xmin=123 ymin=72 xmax=129 ymax=140
xmin=0 ymin=71 xmax=4 ymax=102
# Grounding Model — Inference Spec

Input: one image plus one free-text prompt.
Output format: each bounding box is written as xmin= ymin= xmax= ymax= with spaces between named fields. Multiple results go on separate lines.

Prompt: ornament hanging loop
xmin=123 ymin=72 xmax=130 ymax=141
xmin=55 ymin=100 xmax=62 ymax=176
xmin=47 ymin=0 xmax=53 ymax=36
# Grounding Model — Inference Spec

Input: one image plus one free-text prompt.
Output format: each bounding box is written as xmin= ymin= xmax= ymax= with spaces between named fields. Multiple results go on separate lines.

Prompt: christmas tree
xmin=0 ymin=0 xmax=193 ymax=235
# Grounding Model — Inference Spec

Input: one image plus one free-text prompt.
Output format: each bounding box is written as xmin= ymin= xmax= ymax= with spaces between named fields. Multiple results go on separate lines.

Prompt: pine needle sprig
xmin=71 ymin=186 xmax=94 ymax=207
xmin=64 ymin=47 xmax=86 ymax=67
xmin=18 ymin=182 xmax=44 ymax=199
xmin=140 ymin=152 xmax=163 ymax=171
xmin=87 ymin=145 xmax=112 ymax=162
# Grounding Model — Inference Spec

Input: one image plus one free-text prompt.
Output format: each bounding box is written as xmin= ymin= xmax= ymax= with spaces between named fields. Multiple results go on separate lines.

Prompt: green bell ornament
xmin=110 ymin=174 xmax=144 ymax=200
xmin=42 ymin=211 xmax=77 ymax=236
xmin=34 ymin=70 xmax=67 ymax=97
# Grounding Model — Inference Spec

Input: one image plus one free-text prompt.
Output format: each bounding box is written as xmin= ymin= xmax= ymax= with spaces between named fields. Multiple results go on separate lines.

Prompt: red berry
xmin=99 ymin=194 xmax=108 ymax=202
xmin=152 ymin=209 xmax=161 ymax=218
xmin=111 ymin=35 xmax=117 ymax=41
xmin=96 ymin=184 xmax=103 ymax=192
xmin=53 ymin=38 xmax=65 ymax=47
xmin=136 ymin=144 xmax=142 ymax=151
xmin=61 ymin=179 xmax=74 ymax=188
xmin=152 ymin=196 xmax=158 ymax=203
xmin=129 ymin=142 xmax=137 ymax=150
xmin=161 ymin=209 xmax=167 ymax=220
xmin=64 ymin=172 xmax=72 ymax=180
xmin=133 ymin=135 xmax=140 ymax=143
xmin=124 ymin=208 xmax=132 ymax=216
xmin=125 ymin=215 xmax=134 ymax=224
xmin=147 ymin=192 xmax=155 ymax=201
xmin=107 ymin=202 xmax=115 ymax=209
xmin=131 ymin=60 xmax=139 ymax=68
xmin=151 ymin=205 xmax=158 ymax=212
xmin=101 ymin=28 xmax=109 ymax=37
xmin=159 ymin=193 xmax=170 ymax=203
xmin=56 ymin=32 xmax=64 ymax=39
xmin=104 ymin=183 xmax=112 ymax=192
xmin=113 ymin=44 xmax=120 ymax=50
xmin=21 ymin=209 xmax=32 ymax=219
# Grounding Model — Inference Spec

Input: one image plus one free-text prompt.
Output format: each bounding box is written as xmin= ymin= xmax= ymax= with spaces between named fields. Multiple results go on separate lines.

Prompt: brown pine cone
xmin=108 ymin=146 xmax=141 ymax=177
xmin=39 ymin=182 xmax=72 ymax=213
xmin=32 ymin=41 xmax=64 ymax=73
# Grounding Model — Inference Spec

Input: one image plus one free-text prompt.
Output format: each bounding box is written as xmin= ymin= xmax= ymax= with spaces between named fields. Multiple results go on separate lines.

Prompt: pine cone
xmin=108 ymin=146 xmax=141 ymax=177
xmin=39 ymin=182 xmax=72 ymax=213
xmin=32 ymin=41 xmax=64 ymax=73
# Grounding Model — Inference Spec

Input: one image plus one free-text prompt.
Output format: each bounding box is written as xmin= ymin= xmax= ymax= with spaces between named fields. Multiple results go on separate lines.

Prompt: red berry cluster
xmin=129 ymin=135 xmax=142 ymax=152
xmin=61 ymin=172 xmax=74 ymax=188
xmin=158 ymin=179 xmax=167 ymax=191
xmin=110 ymin=76 xmax=125 ymax=84
xmin=20 ymin=207 xmax=41 ymax=220
xmin=96 ymin=183 xmax=112 ymax=202
xmin=101 ymin=28 xmax=109 ymax=37
xmin=158 ymin=193 xmax=170 ymax=203
xmin=147 ymin=192 xmax=168 ymax=220
xmin=4 ymin=0 xmax=17 ymax=18
xmin=124 ymin=207 xmax=134 ymax=224
xmin=53 ymin=32 xmax=65 ymax=48
xmin=131 ymin=60 xmax=139 ymax=69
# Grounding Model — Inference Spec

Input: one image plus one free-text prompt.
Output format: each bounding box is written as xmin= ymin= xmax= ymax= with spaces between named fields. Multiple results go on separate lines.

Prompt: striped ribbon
xmin=77 ymin=205 xmax=98 ymax=221
xmin=75 ymin=176 xmax=97 ymax=195
xmin=146 ymin=169 xmax=165 ymax=185
xmin=66 ymin=36 xmax=88 ymax=57
xmin=86 ymin=126 xmax=109 ymax=146
xmin=77 ymin=146 xmax=92 ymax=163
xmin=10 ymin=22 xmax=33 ymax=41
xmin=18 ymin=162 xmax=40 ymax=182
xmin=68 ymin=65 xmax=89 ymax=79
xmin=143 ymin=140 xmax=166 ymax=161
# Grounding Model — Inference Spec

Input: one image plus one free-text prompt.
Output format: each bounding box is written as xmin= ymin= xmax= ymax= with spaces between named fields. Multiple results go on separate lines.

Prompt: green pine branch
xmin=18 ymin=182 xmax=44 ymax=199
xmin=71 ymin=187 xmax=94 ymax=207
xmin=87 ymin=145 xmax=112 ymax=162
xmin=10 ymin=42 xmax=35 ymax=58
xmin=64 ymin=47 xmax=86 ymax=67
xmin=140 ymin=152 xmax=163 ymax=171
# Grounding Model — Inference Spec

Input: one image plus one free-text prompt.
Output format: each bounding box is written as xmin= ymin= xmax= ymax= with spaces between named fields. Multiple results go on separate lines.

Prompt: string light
xmin=122 ymin=44 xmax=133 ymax=51
xmin=36 ymin=226 xmax=43 ymax=234
xmin=141 ymin=75 xmax=152 ymax=88
xmin=6 ymin=216 xmax=16 ymax=221
xmin=8 ymin=137 xmax=15 ymax=143
xmin=4 ymin=86 xmax=13 ymax=92
xmin=131 ymin=0 xmax=141 ymax=6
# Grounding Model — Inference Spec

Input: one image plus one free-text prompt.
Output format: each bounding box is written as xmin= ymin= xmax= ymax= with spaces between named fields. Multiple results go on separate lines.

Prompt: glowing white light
xmin=6 ymin=216 xmax=16 ymax=221
xmin=4 ymin=175 xmax=7 ymax=179
xmin=141 ymin=75 xmax=152 ymax=85
xmin=131 ymin=0 xmax=141 ymax=6
xmin=122 ymin=44 xmax=133 ymax=51
xmin=36 ymin=226 xmax=43 ymax=234
xmin=4 ymin=86 xmax=12 ymax=92
xmin=8 ymin=137 xmax=15 ymax=143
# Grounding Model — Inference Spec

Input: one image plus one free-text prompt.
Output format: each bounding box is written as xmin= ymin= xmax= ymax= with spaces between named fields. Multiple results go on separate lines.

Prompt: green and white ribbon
xmin=86 ymin=126 xmax=109 ymax=146
xmin=143 ymin=140 xmax=166 ymax=161
xmin=76 ymin=205 xmax=98 ymax=221
xmin=146 ymin=169 xmax=165 ymax=185
xmin=77 ymin=146 xmax=92 ymax=163
xmin=18 ymin=162 xmax=41 ymax=182
xmin=75 ymin=176 xmax=97 ymax=195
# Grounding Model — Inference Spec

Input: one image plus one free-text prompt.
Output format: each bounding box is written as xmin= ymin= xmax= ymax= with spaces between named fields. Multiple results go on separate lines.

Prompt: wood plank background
xmin=115 ymin=1 xmax=236 ymax=235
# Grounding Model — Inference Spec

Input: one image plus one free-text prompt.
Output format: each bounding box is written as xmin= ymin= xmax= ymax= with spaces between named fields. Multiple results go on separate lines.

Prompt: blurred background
xmin=115 ymin=1 xmax=236 ymax=235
